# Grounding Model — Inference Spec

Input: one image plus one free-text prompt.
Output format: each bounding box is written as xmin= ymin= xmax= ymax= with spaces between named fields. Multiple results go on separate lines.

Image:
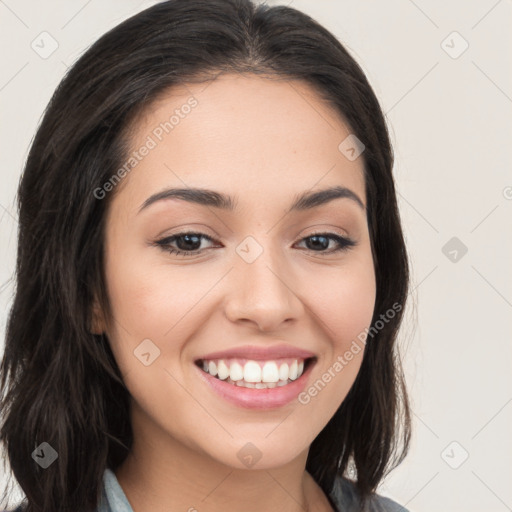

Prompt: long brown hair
xmin=0 ymin=1 xmax=411 ymax=510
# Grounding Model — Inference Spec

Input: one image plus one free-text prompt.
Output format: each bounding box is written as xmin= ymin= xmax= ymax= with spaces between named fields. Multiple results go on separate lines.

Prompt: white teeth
xmin=217 ymin=360 xmax=230 ymax=380
xmin=261 ymin=362 xmax=279 ymax=383
xmin=243 ymin=361 xmax=262 ymax=383
xmin=278 ymin=363 xmax=289 ymax=381
xmin=233 ymin=378 xmax=287 ymax=389
xmin=229 ymin=361 xmax=244 ymax=381
xmin=199 ymin=357 xmax=309 ymax=387
xmin=289 ymin=360 xmax=298 ymax=380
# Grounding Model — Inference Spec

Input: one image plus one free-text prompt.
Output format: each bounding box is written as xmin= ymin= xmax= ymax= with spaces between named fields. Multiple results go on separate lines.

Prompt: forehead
xmin=114 ymin=73 xmax=366 ymax=213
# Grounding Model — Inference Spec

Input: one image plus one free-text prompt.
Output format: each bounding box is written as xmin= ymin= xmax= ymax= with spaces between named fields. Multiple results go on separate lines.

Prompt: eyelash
xmin=154 ymin=231 xmax=357 ymax=257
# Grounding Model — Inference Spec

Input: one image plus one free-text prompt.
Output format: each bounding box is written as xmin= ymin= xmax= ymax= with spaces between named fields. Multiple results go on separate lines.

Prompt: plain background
xmin=0 ymin=1 xmax=511 ymax=511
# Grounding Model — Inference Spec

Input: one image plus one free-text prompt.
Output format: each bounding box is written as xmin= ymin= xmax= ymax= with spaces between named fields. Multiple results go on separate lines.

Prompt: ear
xmin=90 ymin=296 xmax=106 ymax=334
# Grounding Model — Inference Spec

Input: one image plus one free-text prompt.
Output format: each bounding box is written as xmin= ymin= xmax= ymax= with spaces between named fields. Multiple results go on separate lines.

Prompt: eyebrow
xmin=138 ymin=185 xmax=365 ymax=214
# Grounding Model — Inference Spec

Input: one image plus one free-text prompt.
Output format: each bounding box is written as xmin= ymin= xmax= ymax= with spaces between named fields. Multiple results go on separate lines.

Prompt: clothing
xmin=329 ymin=475 xmax=409 ymax=511
xmin=96 ymin=468 xmax=410 ymax=512
xmin=4 ymin=468 xmax=409 ymax=512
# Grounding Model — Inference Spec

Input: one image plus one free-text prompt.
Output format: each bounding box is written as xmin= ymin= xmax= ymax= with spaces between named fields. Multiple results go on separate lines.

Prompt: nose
xmin=224 ymin=244 xmax=304 ymax=331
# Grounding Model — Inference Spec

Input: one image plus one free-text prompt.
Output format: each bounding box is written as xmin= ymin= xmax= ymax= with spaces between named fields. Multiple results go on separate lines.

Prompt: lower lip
xmin=194 ymin=359 xmax=316 ymax=410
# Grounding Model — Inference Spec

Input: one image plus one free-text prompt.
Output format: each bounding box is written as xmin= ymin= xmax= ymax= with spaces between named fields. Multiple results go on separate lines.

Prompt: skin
xmin=92 ymin=73 xmax=376 ymax=512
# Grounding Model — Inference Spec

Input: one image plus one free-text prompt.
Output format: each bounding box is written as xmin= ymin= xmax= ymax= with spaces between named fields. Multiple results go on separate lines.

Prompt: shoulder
xmin=329 ymin=475 xmax=409 ymax=512
xmin=2 ymin=506 xmax=25 ymax=512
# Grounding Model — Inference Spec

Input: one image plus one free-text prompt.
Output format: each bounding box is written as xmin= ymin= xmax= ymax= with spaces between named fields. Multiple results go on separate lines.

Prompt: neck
xmin=114 ymin=405 xmax=332 ymax=511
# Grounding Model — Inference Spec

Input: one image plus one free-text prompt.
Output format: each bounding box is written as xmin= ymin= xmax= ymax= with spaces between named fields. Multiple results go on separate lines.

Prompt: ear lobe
xmin=90 ymin=298 xmax=106 ymax=334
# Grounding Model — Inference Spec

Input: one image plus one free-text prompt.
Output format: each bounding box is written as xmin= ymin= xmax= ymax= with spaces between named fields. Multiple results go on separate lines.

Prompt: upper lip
xmin=196 ymin=344 xmax=316 ymax=361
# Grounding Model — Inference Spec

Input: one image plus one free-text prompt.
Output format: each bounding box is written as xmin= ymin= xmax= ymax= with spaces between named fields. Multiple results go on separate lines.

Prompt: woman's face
xmin=99 ymin=73 xmax=376 ymax=470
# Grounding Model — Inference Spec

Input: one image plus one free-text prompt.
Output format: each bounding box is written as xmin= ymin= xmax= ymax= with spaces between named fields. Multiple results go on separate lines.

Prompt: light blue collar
xmin=97 ymin=468 xmax=134 ymax=512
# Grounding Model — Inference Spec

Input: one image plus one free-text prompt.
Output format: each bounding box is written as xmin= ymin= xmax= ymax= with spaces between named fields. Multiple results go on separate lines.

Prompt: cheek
xmin=249 ymin=254 xmax=376 ymax=462
xmin=103 ymin=244 xmax=215 ymax=367
xmin=306 ymin=254 xmax=376 ymax=350
xmin=297 ymin=253 xmax=376 ymax=408
xmin=327 ymin=275 xmax=376 ymax=348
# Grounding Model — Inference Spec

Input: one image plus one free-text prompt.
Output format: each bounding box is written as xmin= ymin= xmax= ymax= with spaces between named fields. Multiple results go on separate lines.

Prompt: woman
xmin=0 ymin=1 xmax=411 ymax=511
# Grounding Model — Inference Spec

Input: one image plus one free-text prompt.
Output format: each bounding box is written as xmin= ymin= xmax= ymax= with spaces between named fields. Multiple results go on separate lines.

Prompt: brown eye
xmin=155 ymin=232 xmax=216 ymax=256
xmin=154 ymin=231 xmax=356 ymax=257
xmin=296 ymin=233 xmax=356 ymax=254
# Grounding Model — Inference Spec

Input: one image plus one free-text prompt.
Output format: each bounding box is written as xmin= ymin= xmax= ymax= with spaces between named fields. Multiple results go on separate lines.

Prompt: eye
xmin=154 ymin=232 xmax=217 ymax=256
xmin=154 ymin=231 xmax=357 ymax=257
xmin=295 ymin=232 xmax=357 ymax=254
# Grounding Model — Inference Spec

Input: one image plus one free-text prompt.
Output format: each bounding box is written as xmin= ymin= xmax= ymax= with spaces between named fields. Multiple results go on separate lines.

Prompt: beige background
xmin=1 ymin=1 xmax=511 ymax=511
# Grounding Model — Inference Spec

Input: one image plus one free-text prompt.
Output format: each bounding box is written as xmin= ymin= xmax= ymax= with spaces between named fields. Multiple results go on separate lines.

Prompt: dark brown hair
xmin=0 ymin=1 xmax=411 ymax=510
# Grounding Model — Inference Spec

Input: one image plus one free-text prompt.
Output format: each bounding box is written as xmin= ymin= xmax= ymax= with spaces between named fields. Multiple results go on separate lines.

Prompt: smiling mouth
xmin=194 ymin=356 xmax=317 ymax=389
